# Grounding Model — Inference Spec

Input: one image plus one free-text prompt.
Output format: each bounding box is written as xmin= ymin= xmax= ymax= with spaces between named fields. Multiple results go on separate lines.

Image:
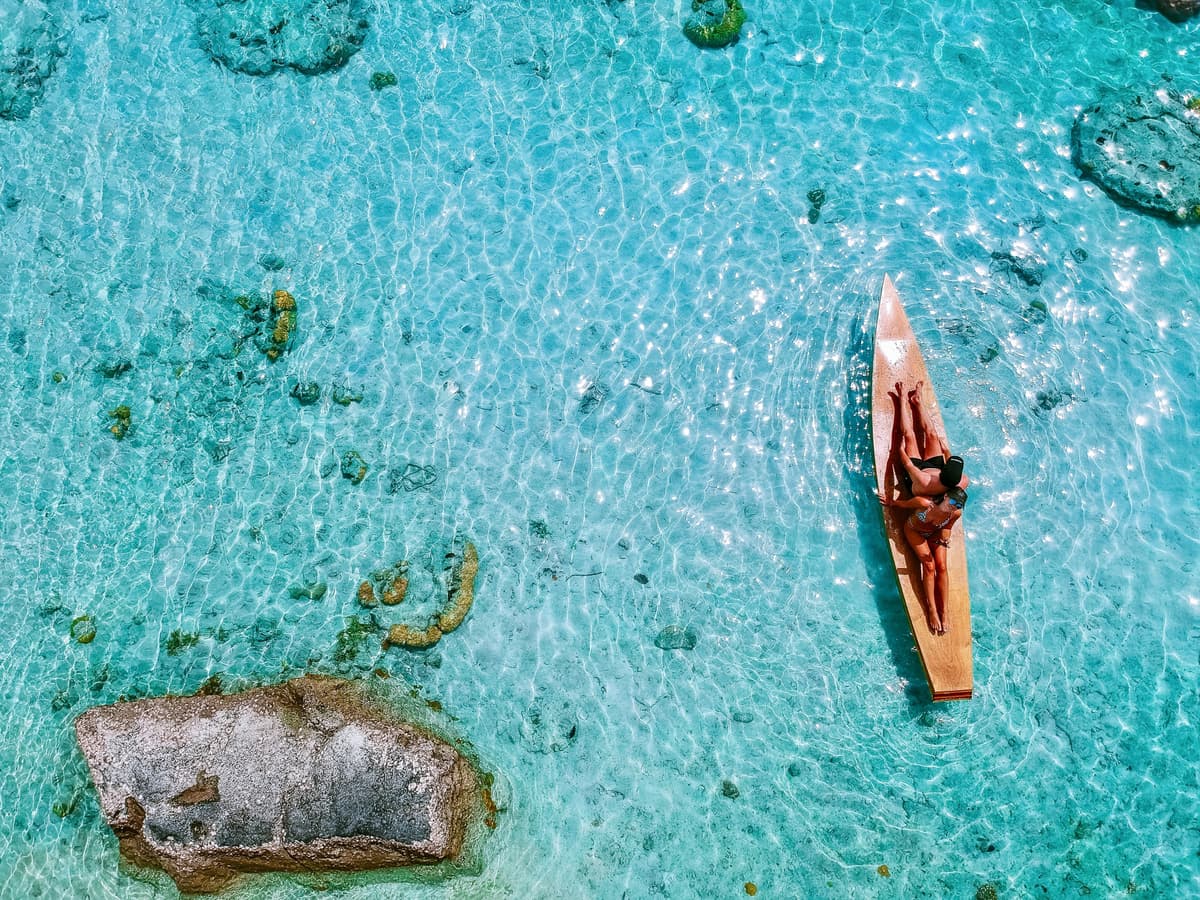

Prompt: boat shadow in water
xmin=840 ymin=310 xmax=931 ymax=713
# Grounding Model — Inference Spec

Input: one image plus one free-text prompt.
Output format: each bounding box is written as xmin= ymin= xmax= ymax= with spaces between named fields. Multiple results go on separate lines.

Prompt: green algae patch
xmin=683 ymin=0 xmax=746 ymax=49
xmin=165 ymin=629 xmax=201 ymax=656
xmin=197 ymin=673 xmax=225 ymax=696
xmin=52 ymin=792 xmax=82 ymax=818
xmin=70 ymin=615 xmax=97 ymax=644
xmin=107 ymin=405 xmax=132 ymax=440
xmin=332 ymin=616 xmax=381 ymax=665
xmin=370 ymin=71 xmax=397 ymax=91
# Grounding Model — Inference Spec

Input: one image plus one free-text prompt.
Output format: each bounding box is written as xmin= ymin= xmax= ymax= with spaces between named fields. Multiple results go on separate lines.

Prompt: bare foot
xmin=939 ymin=619 xmax=950 ymax=636
xmin=928 ymin=613 xmax=942 ymax=634
xmin=888 ymin=380 xmax=904 ymax=402
xmin=908 ymin=380 xmax=924 ymax=407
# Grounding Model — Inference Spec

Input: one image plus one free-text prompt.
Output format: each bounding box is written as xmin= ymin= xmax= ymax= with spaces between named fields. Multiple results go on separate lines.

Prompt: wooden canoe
xmin=871 ymin=275 xmax=973 ymax=701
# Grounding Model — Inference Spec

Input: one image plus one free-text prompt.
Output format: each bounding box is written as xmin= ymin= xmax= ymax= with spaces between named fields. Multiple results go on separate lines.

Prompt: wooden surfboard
xmin=871 ymin=275 xmax=973 ymax=701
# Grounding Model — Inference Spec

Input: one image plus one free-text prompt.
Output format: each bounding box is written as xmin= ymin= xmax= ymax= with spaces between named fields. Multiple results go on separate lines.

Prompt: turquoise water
xmin=1 ymin=0 xmax=1198 ymax=897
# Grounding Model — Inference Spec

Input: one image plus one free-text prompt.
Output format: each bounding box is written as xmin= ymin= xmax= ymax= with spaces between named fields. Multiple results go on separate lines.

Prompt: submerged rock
xmin=1155 ymin=0 xmax=1200 ymax=22
xmin=331 ymin=383 xmax=364 ymax=406
xmin=381 ymin=541 xmax=479 ymax=651
xmin=196 ymin=0 xmax=370 ymax=77
xmin=989 ymin=249 xmax=1045 ymax=288
xmin=340 ymin=449 xmax=369 ymax=484
xmin=70 ymin=615 xmax=97 ymax=644
xmin=264 ymin=288 xmax=297 ymax=360
xmin=1072 ymin=86 xmax=1200 ymax=224
xmin=107 ymin=405 xmax=132 ymax=440
xmin=370 ymin=71 xmax=398 ymax=91
xmin=579 ymin=381 xmax=608 ymax=415
xmin=653 ymin=624 xmax=698 ymax=651
xmin=287 ymin=580 xmax=327 ymax=601
xmin=290 ymin=380 xmax=321 ymax=405
xmin=518 ymin=696 xmax=578 ymax=754
xmin=95 ymin=357 xmax=133 ymax=379
xmin=0 ymin=0 xmax=66 ymax=121
xmin=363 ymin=560 xmax=409 ymax=607
xmin=74 ymin=676 xmax=481 ymax=893
xmin=806 ymin=188 xmax=826 ymax=224
xmin=387 ymin=462 xmax=438 ymax=493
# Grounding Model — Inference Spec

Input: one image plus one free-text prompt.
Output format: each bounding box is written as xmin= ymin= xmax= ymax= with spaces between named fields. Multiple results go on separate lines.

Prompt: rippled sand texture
xmin=1 ymin=0 xmax=1198 ymax=897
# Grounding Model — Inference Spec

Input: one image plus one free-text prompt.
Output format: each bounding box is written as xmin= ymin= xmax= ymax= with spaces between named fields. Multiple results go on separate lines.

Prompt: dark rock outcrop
xmin=75 ymin=676 xmax=481 ymax=893
xmin=195 ymin=0 xmax=369 ymax=77
xmin=1072 ymin=86 xmax=1200 ymax=224
xmin=1155 ymin=0 xmax=1200 ymax=22
xmin=0 ymin=0 xmax=66 ymax=121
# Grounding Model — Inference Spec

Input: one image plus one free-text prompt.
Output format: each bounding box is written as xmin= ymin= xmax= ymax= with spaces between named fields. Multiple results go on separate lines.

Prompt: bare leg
xmin=933 ymin=542 xmax=950 ymax=635
xmin=886 ymin=382 xmax=915 ymax=494
xmin=906 ymin=528 xmax=942 ymax=634
xmin=909 ymin=381 xmax=950 ymax=461
xmin=891 ymin=381 xmax=921 ymax=459
xmin=907 ymin=381 xmax=929 ymax=456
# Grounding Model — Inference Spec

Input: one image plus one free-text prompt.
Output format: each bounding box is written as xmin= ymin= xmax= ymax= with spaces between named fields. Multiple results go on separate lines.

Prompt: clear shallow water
xmin=1 ymin=0 xmax=1198 ymax=897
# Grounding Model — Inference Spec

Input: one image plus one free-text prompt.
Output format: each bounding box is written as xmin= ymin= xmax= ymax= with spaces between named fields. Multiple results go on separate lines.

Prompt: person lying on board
xmin=879 ymin=380 xmax=969 ymax=636
xmin=878 ymin=487 xmax=967 ymax=635
xmin=888 ymin=380 xmax=969 ymax=497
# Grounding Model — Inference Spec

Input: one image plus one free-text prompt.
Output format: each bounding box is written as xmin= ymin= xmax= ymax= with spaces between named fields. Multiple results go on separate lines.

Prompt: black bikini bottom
xmin=903 ymin=455 xmax=946 ymax=494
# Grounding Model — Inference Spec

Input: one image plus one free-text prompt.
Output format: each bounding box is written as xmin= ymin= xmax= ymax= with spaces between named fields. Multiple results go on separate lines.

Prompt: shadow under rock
xmin=840 ymin=307 xmax=930 ymax=715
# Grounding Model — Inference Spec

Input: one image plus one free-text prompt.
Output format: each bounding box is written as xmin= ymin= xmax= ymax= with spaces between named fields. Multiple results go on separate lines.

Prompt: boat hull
xmin=871 ymin=275 xmax=973 ymax=701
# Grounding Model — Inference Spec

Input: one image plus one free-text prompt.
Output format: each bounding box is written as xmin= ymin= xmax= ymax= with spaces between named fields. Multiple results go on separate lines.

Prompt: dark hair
xmin=939 ymin=455 xmax=964 ymax=488
xmin=946 ymin=487 xmax=968 ymax=507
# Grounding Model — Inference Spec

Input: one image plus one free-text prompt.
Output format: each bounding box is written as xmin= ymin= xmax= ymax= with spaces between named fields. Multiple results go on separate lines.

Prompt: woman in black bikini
xmin=878 ymin=488 xmax=967 ymax=635
xmin=888 ymin=381 xmax=968 ymax=497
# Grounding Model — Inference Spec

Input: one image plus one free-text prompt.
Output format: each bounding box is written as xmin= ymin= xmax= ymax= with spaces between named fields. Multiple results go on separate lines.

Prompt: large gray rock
xmin=1072 ymin=86 xmax=1200 ymax=224
xmin=74 ymin=676 xmax=481 ymax=893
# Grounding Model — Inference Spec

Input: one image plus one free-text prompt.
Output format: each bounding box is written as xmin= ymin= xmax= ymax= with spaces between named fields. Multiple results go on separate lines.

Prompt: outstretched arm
xmin=878 ymin=495 xmax=930 ymax=510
